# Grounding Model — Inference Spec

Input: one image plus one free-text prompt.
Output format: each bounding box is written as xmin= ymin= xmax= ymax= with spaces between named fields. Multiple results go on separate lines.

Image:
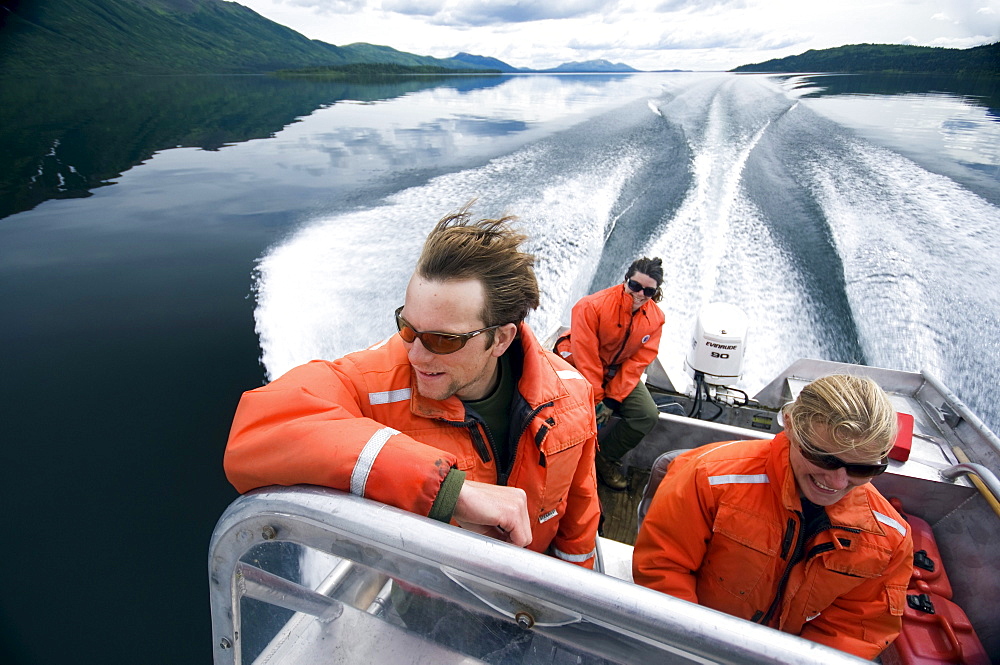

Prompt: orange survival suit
xmin=225 ymin=323 xmax=601 ymax=567
xmin=554 ymin=283 xmax=664 ymax=406
xmin=633 ymin=434 xmax=913 ymax=659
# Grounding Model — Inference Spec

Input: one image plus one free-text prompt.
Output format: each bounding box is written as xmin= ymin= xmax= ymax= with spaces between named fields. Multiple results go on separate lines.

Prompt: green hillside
xmin=0 ymin=0 xmax=348 ymax=74
xmin=0 ymin=0 xmax=495 ymax=76
xmin=339 ymin=43 xmax=466 ymax=68
xmin=335 ymin=43 xmax=496 ymax=72
xmin=731 ymin=42 xmax=999 ymax=75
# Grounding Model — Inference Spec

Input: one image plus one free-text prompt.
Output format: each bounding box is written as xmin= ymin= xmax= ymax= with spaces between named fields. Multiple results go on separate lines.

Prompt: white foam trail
xmin=652 ymin=187 xmax=832 ymax=395
xmin=641 ymin=76 xmax=820 ymax=393
xmin=806 ymin=136 xmax=1000 ymax=389
xmin=707 ymin=195 xmax=832 ymax=392
xmin=254 ymin=73 xmax=1000 ymax=432
xmin=256 ymin=138 xmax=644 ymax=380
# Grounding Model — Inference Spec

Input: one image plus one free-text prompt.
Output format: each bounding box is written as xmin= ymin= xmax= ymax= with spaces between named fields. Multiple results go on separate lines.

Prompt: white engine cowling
xmin=685 ymin=303 xmax=748 ymax=385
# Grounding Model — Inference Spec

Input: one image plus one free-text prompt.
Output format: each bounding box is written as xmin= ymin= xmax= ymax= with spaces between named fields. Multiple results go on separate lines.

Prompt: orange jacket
xmin=633 ymin=435 xmax=913 ymax=659
xmin=225 ymin=324 xmax=600 ymax=567
xmin=555 ymin=284 xmax=664 ymax=405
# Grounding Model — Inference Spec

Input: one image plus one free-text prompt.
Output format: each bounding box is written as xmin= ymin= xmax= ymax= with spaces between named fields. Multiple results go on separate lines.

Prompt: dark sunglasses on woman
xmin=626 ymin=278 xmax=657 ymax=298
xmin=798 ymin=442 xmax=889 ymax=478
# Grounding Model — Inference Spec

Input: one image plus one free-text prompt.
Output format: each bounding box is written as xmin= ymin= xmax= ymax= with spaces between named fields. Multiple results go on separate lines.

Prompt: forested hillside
xmin=0 ymin=0 xmax=493 ymax=75
xmin=731 ymin=42 xmax=999 ymax=75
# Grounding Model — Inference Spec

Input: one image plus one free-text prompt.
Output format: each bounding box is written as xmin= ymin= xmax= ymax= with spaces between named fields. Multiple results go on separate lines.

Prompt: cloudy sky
xmin=236 ymin=0 xmax=1000 ymax=71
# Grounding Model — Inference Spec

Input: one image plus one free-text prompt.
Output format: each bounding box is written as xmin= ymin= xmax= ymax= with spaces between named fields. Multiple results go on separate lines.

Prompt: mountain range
xmin=0 ymin=0 xmax=638 ymax=76
xmin=1 ymin=0 xmax=994 ymax=78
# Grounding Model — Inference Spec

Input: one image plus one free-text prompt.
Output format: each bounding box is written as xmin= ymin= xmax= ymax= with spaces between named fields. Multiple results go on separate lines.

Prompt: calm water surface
xmin=1 ymin=71 xmax=997 ymax=664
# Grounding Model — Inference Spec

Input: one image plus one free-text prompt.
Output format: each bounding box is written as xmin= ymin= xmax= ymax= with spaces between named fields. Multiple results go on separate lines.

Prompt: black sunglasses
xmin=626 ymin=278 xmax=657 ymax=298
xmin=394 ymin=306 xmax=501 ymax=355
xmin=797 ymin=441 xmax=888 ymax=478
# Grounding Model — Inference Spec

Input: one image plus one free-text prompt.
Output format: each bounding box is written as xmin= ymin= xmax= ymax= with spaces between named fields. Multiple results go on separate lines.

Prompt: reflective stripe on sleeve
xmin=556 ymin=369 xmax=585 ymax=380
xmin=707 ymin=473 xmax=770 ymax=486
xmin=553 ymin=546 xmax=595 ymax=563
xmin=350 ymin=427 xmax=399 ymax=496
xmin=874 ymin=511 xmax=907 ymax=537
xmin=368 ymin=388 xmax=411 ymax=405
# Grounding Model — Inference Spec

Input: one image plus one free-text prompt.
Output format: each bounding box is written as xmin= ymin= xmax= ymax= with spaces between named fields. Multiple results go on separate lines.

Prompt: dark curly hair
xmin=625 ymin=256 xmax=664 ymax=303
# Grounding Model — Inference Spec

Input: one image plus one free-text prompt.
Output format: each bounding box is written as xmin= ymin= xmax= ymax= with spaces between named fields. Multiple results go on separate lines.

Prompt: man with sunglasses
xmin=225 ymin=206 xmax=600 ymax=571
xmin=554 ymin=257 xmax=665 ymax=490
xmin=632 ymin=375 xmax=913 ymax=659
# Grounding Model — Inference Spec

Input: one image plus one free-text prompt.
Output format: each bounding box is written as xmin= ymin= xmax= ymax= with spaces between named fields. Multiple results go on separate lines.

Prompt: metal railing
xmin=209 ymin=486 xmax=869 ymax=665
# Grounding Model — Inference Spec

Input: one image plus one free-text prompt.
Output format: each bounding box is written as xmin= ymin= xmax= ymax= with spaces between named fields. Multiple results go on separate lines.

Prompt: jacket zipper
xmin=443 ymin=416 xmax=493 ymax=464
xmin=446 ymin=400 xmax=556 ymax=484
xmin=469 ymin=420 xmax=493 ymax=464
xmin=605 ymin=310 xmax=638 ymax=386
xmin=757 ymin=511 xmax=804 ymax=627
xmin=498 ymin=401 xmax=553 ymax=486
xmin=750 ymin=512 xmax=867 ymax=625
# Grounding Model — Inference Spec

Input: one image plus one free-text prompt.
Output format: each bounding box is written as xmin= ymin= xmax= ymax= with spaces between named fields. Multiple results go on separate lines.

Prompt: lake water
xmin=1 ymin=71 xmax=998 ymax=664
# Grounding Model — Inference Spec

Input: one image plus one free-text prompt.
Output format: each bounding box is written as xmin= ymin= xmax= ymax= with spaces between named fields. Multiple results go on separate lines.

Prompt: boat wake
xmin=255 ymin=98 xmax=659 ymax=379
xmin=254 ymin=73 xmax=1000 ymax=431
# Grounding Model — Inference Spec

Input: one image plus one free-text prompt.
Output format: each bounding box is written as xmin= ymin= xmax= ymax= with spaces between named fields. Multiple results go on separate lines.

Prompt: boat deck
xmin=596 ymin=469 xmax=648 ymax=546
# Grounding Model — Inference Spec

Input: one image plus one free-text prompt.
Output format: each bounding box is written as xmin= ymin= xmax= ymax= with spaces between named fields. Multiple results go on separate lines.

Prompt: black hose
xmin=686 ymin=372 xmax=704 ymax=418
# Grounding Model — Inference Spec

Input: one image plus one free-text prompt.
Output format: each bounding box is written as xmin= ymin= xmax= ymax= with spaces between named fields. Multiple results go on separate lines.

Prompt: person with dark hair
xmin=633 ymin=375 xmax=913 ymax=659
xmin=554 ymin=257 xmax=665 ymax=490
xmin=225 ymin=203 xmax=600 ymax=568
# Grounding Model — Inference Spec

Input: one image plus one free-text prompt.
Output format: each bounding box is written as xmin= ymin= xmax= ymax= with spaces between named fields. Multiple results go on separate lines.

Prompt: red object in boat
xmin=890 ymin=412 xmax=915 ymax=462
xmin=889 ymin=498 xmax=954 ymax=599
xmin=882 ymin=592 xmax=990 ymax=665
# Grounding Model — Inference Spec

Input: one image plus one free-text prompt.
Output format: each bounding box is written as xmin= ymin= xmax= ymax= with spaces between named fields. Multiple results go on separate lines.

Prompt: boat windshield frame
xmin=209 ymin=485 xmax=870 ymax=665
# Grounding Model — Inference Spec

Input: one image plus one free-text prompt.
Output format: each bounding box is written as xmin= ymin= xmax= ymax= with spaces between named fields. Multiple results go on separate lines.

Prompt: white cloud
xmin=430 ymin=0 xmax=616 ymax=27
xmin=570 ymin=27 xmax=807 ymax=51
xmin=275 ymin=0 xmax=367 ymax=12
xmin=928 ymin=34 xmax=998 ymax=47
xmin=941 ymin=0 xmax=1000 ymax=35
xmin=236 ymin=0 xmax=1000 ymax=71
xmin=381 ymin=0 xmax=446 ymax=16
xmin=654 ymin=0 xmax=748 ymax=12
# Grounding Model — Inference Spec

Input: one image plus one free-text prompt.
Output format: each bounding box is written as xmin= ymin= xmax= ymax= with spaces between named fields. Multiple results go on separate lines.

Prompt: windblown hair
xmin=782 ymin=374 xmax=898 ymax=459
xmin=625 ymin=256 xmax=665 ymax=303
xmin=417 ymin=202 xmax=540 ymax=337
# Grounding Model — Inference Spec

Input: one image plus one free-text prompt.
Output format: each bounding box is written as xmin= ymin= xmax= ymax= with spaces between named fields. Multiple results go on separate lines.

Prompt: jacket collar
xmin=769 ymin=432 xmax=802 ymax=511
xmin=611 ymin=282 xmax=657 ymax=321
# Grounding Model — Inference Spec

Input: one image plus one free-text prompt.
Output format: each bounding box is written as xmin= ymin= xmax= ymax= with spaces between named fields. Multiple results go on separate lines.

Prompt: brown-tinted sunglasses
xmin=394 ymin=306 xmax=501 ymax=355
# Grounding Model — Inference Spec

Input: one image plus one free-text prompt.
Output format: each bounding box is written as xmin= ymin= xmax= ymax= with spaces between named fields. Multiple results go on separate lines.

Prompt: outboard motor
xmin=685 ymin=302 xmax=748 ymax=385
xmin=684 ymin=303 xmax=749 ymax=419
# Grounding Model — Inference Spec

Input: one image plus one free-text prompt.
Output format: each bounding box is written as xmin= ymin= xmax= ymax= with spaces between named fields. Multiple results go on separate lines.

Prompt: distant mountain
xmin=731 ymin=42 xmax=999 ymax=75
xmin=337 ymin=43 xmax=496 ymax=71
xmin=451 ymin=52 xmax=525 ymax=73
xmin=0 ymin=0 xmax=644 ymax=77
xmin=543 ymin=59 xmax=639 ymax=73
xmin=450 ymin=54 xmax=641 ymax=73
